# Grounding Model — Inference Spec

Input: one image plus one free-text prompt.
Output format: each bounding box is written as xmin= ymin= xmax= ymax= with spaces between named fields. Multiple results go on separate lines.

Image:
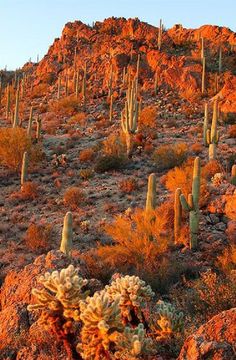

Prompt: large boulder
xmin=178 ymin=308 xmax=236 ymax=360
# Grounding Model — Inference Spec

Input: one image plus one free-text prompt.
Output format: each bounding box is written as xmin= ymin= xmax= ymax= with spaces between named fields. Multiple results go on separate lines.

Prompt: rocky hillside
xmin=0 ymin=17 xmax=235 ymax=360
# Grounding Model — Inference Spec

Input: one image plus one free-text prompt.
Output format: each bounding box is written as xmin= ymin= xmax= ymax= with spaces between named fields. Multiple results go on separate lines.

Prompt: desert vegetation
xmin=0 ymin=16 xmax=235 ymax=360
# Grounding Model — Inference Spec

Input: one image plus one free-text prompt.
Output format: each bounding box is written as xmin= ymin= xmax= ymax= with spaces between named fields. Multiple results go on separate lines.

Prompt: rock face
xmin=178 ymin=308 xmax=236 ymax=360
xmin=34 ymin=17 xmax=236 ymax=109
xmin=0 ymin=251 xmax=83 ymax=359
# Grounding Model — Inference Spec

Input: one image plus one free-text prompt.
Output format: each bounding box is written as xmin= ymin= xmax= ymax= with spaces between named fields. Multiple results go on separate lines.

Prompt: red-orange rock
xmin=178 ymin=308 xmax=236 ymax=360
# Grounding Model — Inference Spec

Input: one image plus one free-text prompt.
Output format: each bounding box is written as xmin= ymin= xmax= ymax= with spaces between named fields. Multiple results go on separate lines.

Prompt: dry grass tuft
xmin=63 ymin=186 xmax=85 ymax=210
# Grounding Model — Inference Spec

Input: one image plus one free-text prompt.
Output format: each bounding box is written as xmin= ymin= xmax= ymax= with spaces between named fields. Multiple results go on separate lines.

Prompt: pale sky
xmin=0 ymin=0 xmax=235 ymax=70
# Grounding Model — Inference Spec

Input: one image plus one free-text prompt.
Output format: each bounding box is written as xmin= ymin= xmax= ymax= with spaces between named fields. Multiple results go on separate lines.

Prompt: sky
xmin=0 ymin=0 xmax=235 ymax=70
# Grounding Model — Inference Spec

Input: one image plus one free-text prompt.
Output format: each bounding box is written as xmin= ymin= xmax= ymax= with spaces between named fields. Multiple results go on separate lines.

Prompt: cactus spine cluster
xmin=21 ymin=151 xmax=28 ymax=186
xmin=105 ymin=275 xmax=155 ymax=323
xmin=60 ymin=212 xmax=73 ymax=256
xmin=145 ymin=173 xmax=157 ymax=213
xmin=153 ymin=300 xmax=184 ymax=339
xmin=180 ymin=157 xmax=201 ymax=249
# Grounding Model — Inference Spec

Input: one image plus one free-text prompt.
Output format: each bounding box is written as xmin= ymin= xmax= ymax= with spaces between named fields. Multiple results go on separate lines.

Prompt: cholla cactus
xmin=211 ymin=172 xmax=224 ymax=186
xmin=105 ymin=275 xmax=155 ymax=323
xmin=114 ymin=323 xmax=155 ymax=359
xmin=231 ymin=164 xmax=236 ymax=186
xmin=151 ymin=300 xmax=184 ymax=340
xmin=27 ymin=264 xmax=89 ymax=323
xmin=77 ymin=291 xmax=123 ymax=359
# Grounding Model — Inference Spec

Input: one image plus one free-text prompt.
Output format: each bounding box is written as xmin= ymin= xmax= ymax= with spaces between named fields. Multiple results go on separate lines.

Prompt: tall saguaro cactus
xmin=13 ymin=88 xmax=20 ymax=128
xmin=121 ymin=77 xmax=139 ymax=157
xmin=146 ymin=173 xmax=157 ymax=213
xmin=203 ymin=102 xmax=208 ymax=146
xmin=82 ymin=62 xmax=87 ymax=104
xmin=109 ymin=94 xmax=113 ymax=122
xmin=231 ymin=165 xmax=236 ymax=186
xmin=207 ymin=100 xmax=219 ymax=160
xmin=60 ymin=212 xmax=73 ymax=256
xmin=21 ymin=151 xmax=28 ymax=186
xmin=218 ymin=46 xmax=222 ymax=74
xmin=27 ymin=106 xmax=33 ymax=136
xmin=6 ymin=84 xmax=10 ymax=119
xmin=174 ymin=188 xmax=182 ymax=243
xmin=36 ymin=115 xmax=42 ymax=141
xmin=201 ymin=56 xmax=206 ymax=94
xmin=180 ymin=157 xmax=201 ymax=249
xmin=57 ymin=74 xmax=61 ymax=99
xmin=158 ymin=19 xmax=162 ymax=51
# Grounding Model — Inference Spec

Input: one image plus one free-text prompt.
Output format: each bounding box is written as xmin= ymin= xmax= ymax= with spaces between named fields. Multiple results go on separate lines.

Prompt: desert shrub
xmin=221 ymin=112 xmax=236 ymax=125
xmin=119 ymin=177 xmax=138 ymax=193
xmin=163 ymin=159 xmax=209 ymax=207
xmin=227 ymin=153 xmax=236 ymax=171
xmin=96 ymin=207 xmax=172 ymax=280
xmin=139 ymin=106 xmax=157 ymax=130
xmin=30 ymin=84 xmax=48 ymax=99
xmin=0 ymin=128 xmax=32 ymax=171
xmin=191 ymin=270 xmax=236 ymax=317
xmin=63 ymin=186 xmax=85 ymax=208
xmin=153 ymin=143 xmax=188 ymax=171
xmin=21 ymin=181 xmax=39 ymax=200
xmin=49 ymin=96 xmax=79 ymax=116
xmin=228 ymin=124 xmax=236 ymax=138
xmin=68 ymin=112 xmax=87 ymax=126
xmin=202 ymin=160 xmax=223 ymax=180
xmin=224 ymin=194 xmax=236 ymax=220
xmin=102 ymin=133 xmax=126 ymax=157
xmin=217 ymin=245 xmax=236 ymax=274
xmin=24 ymin=223 xmax=53 ymax=252
xmin=79 ymin=168 xmax=94 ymax=180
xmin=94 ymin=154 xmax=125 ymax=173
xmin=191 ymin=142 xmax=203 ymax=155
xmin=79 ymin=148 xmax=95 ymax=162
xmin=63 ymin=186 xmax=85 ymax=210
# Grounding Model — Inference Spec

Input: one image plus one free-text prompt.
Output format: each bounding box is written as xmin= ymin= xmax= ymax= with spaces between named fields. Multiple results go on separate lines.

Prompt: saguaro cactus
xmin=231 ymin=164 xmax=236 ymax=186
xmin=203 ymin=103 xmax=208 ymax=147
xmin=108 ymin=65 xmax=113 ymax=98
xmin=180 ymin=157 xmax=201 ymax=249
xmin=13 ymin=88 xmax=20 ymax=128
xmin=158 ymin=19 xmax=162 ymax=51
xmin=207 ymin=100 xmax=219 ymax=160
xmin=201 ymin=37 xmax=204 ymax=61
xmin=146 ymin=173 xmax=157 ymax=213
xmin=36 ymin=115 xmax=42 ymax=141
xmin=60 ymin=212 xmax=73 ymax=256
xmin=27 ymin=106 xmax=33 ymax=136
xmin=82 ymin=62 xmax=87 ymax=104
xmin=109 ymin=94 xmax=113 ymax=122
xmin=6 ymin=84 xmax=10 ymax=119
xmin=121 ymin=80 xmax=139 ymax=156
xmin=201 ymin=56 xmax=206 ymax=94
xmin=218 ymin=46 xmax=222 ymax=73
xmin=21 ymin=151 xmax=28 ymax=186
xmin=174 ymin=188 xmax=182 ymax=243
xmin=154 ymin=71 xmax=158 ymax=96
xmin=75 ymin=71 xmax=79 ymax=98
xmin=57 ymin=74 xmax=61 ymax=99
